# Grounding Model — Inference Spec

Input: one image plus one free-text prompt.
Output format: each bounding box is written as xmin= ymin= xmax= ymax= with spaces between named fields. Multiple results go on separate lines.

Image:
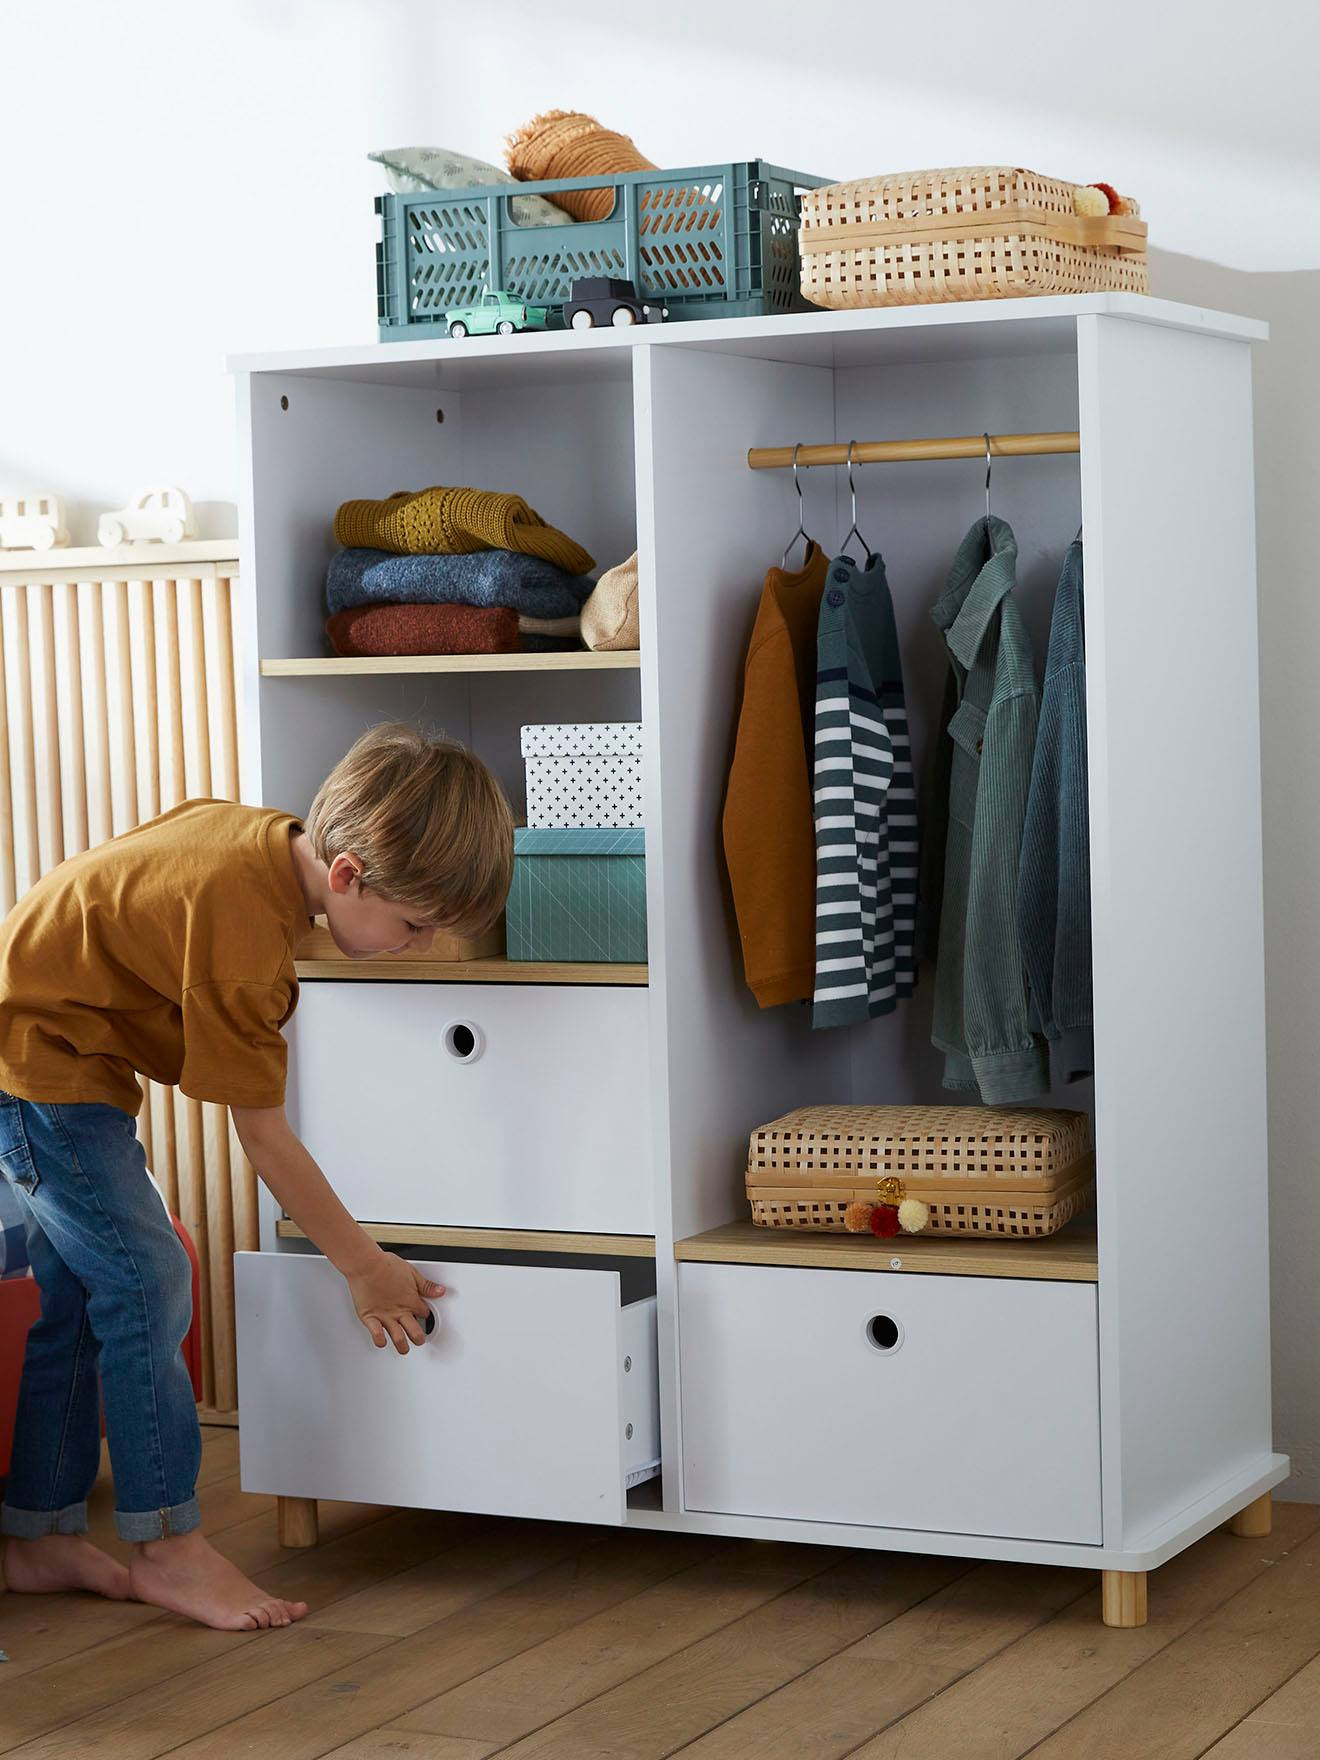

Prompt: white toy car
xmin=0 ymin=494 xmax=69 ymax=552
xmin=98 ymin=485 xmax=197 ymax=547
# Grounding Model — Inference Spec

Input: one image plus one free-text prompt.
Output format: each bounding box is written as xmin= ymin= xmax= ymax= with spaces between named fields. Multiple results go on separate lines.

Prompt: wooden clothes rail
xmin=747 ymin=430 xmax=1081 ymax=470
xmin=0 ymin=540 xmax=252 ymax=1415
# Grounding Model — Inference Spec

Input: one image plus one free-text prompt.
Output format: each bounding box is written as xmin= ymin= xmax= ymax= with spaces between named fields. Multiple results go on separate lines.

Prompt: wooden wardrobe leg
xmin=1102 ymin=1569 xmax=1148 ymax=1628
xmin=277 ymin=1496 xmax=319 ymax=1548
xmin=1229 ymin=1491 xmax=1273 ymax=1537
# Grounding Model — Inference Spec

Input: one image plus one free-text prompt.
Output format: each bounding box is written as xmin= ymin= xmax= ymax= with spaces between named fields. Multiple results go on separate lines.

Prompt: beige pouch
xmin=581 ymin=552 xmax=639 ymax=651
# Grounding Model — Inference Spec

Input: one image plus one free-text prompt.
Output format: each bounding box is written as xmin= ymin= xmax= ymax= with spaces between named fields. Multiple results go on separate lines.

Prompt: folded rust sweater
xmin=326 ymin=603 xmax=519 ymax=657
xmin=332 ymin=487 xmax=594 ymax=577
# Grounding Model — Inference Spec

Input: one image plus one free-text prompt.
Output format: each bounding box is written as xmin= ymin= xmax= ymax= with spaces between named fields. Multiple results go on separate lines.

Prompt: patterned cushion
xmin=369 ymin=147 xmax=575 ymax=228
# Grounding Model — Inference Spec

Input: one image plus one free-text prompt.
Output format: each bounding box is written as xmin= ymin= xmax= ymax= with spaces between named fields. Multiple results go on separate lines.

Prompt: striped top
xmin=812 ymin=553 xmax=919 ymax=1027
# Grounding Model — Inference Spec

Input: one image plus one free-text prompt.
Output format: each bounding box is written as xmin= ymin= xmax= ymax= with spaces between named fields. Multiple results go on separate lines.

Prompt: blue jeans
xmin=0 ymin=1089 xmax=201 ymax=1542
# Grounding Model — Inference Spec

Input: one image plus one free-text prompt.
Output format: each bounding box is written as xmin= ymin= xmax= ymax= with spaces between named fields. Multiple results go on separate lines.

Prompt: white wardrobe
xmin=229 ymin=292 xmax=1283 ymax=1625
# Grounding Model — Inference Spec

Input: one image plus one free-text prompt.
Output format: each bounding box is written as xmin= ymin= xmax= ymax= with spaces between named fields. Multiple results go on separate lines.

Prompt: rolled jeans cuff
xmin=114 ymin=1495 xmax=202 ymax=1542
xmin=1 ymin=1499 xmax=88 ymax=1538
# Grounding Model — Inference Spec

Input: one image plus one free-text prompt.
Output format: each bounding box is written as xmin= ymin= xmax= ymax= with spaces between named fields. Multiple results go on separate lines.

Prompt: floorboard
xmin=0 ymin=1429 xmax=1315 ymax=1760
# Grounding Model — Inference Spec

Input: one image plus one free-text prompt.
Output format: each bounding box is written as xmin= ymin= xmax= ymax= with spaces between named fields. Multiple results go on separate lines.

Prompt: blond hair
xmin=304 ymin=723 xmax=513 ymax=933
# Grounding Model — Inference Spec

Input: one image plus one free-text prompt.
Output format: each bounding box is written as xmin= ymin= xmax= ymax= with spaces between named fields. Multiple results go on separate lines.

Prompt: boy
xmin=0 ymin=722 xmax=513 ymax=1631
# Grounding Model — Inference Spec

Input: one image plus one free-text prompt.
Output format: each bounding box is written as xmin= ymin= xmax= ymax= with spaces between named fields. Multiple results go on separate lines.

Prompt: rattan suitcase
xmin=746 ymin=1104 xmax=1094 ymax=1239
xmin=798 ymin=166 xmax=1148 ymax=308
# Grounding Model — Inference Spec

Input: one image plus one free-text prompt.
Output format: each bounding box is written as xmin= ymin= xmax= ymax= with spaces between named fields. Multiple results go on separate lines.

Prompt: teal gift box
xmin=507 ymin=828 xmax=647 ymax=963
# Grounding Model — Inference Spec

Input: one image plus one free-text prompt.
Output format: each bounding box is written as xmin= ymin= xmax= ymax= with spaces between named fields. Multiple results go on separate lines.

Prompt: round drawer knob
xmin=443 ymin=1020 xmax=485 ymax=1063
xmin=865 ymin=1313 xmax=903 ymax=1353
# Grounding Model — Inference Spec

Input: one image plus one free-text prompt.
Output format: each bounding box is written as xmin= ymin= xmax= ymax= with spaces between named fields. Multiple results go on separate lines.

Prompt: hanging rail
xmin=747 ymin=431 xmax=1080 ymax=470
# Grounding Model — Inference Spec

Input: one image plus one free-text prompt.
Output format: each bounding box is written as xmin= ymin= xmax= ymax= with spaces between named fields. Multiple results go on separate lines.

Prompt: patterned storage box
xmin=521 ymin=723 xmax=644 ymax=829
xmin=746 ymin=1104 xmax=1094 ymax=1239
xmin=507 ymin=827 xmax=647 ymax=963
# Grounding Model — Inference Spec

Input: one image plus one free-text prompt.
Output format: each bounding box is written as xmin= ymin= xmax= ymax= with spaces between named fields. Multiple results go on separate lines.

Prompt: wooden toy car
xmin=446 ymin=290 xmax=552 ymax=338
xmin=0 ymin=494 xmax=69 ymax=552
xmin=98 ymin=485 xmax=197 ymax=546
xmin=563 ymin=277 xmax=668 ymax=330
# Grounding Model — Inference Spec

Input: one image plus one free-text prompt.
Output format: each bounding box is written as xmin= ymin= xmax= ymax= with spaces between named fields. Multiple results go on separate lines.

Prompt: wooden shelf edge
xmin=261 ymin=651 xmax=640 ymax=677
xmin=674 ymin=1219 xmax=1099 ymax=1281
xmin=277 ymin=1218 xmax=657 ymax=1259
xmin=294 ymin=957 xmax=647 ymax=984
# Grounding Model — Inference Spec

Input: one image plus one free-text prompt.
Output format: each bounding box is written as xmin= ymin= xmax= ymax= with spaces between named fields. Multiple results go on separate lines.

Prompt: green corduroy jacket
xmin=928 ymin=516 xmax=1050 ymax=1104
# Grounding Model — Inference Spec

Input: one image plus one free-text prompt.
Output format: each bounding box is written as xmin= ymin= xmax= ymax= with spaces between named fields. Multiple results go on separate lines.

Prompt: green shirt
xmin=929 ymin=517 xmax=1049 ymax=1103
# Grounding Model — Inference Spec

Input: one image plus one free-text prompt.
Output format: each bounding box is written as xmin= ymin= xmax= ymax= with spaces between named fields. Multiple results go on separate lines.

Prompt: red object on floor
xmin=0 ymin=1213 xmax=204 ymax=1480
xmin=173 ymin=1215 xmax=205 ymax=1405
xmin=0 ymin=1277 xmax=42 ymax=1479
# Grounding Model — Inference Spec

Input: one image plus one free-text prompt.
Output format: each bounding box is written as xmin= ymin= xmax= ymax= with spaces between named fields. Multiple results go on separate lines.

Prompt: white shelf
xmin=227 ymin=295 xmax=1268 ymax=389
xmin=294 ymin=957 xmax=647 ymax=985
xmin=675 ymin=1220 xmax=1099 ymax=1282
xmin=261 ymin=651 xmax=639 ymax=677
xmin=277 ymin=1218 xmax=657 ymax=1258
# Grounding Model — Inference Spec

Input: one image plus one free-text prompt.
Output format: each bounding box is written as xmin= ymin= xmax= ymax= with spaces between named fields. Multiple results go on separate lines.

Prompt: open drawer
xmin=235 ymin=1251 xmax=659 ymax=1525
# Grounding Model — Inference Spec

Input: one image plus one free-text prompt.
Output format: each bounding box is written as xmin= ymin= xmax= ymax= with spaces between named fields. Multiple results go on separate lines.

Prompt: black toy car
xmin=563 ymin=277 xmax=668 ymax=330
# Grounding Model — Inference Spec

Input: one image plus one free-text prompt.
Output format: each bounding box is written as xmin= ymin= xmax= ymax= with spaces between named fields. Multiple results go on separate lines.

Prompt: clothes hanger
xmin=780 ymin=443 xmax=815 ymax=569
xmin=838 ymin=441 xmax=875 ymax=564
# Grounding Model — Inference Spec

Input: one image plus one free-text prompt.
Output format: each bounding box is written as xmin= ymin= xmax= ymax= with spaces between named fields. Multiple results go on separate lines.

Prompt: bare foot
xmin=129 ymin=1529 xmax=308 ymax=1631
xmin=5 ymin=1533 xmax=134 ymax=1600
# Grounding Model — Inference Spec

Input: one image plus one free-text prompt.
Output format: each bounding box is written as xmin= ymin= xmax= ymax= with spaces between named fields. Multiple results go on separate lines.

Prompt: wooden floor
xmin=1 ymin=1428 xmax=1318 ymax=1759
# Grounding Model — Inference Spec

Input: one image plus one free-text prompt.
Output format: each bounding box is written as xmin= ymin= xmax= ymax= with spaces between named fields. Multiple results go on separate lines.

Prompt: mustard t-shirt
xmin=0 ymin=800 xmax=311 ymax=1116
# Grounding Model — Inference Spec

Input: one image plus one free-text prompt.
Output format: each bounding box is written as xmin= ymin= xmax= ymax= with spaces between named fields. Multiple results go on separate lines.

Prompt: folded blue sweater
xmin=326 ymin=548 xmax=595 ymax=620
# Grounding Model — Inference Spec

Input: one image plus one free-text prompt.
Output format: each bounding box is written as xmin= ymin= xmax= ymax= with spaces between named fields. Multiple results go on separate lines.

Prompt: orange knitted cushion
xmin=504 ymin=110 xmax=656 ymax=222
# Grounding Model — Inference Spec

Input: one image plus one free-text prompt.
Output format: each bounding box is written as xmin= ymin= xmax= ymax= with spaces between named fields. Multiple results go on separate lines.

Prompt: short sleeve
xmin=179 ymin=980 xmax=295 ymax=1107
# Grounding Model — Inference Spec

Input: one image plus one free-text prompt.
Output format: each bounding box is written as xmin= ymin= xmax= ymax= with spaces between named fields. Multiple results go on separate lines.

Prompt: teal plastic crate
xmin=507 ymin=828 xmax=647 ymax=964
xmin=375 ymin=162 xmax=834 ymax=341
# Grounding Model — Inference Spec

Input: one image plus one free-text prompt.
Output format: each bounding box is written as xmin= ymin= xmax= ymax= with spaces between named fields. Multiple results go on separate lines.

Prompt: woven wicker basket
xmin=798 ymin=166 xmax=1148 ymax=308
xmin=747 ymin=1104 xmax=1095 ymax=1239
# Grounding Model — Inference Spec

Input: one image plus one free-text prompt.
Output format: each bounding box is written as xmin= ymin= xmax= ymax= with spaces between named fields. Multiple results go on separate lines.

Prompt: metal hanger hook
xmin=840 ymin=441 xmax=875 ymax=563
xmin=984 ymin=431 xmax=993 ymax=527
xmin=780 ymin=441 xmax=812 ymax=568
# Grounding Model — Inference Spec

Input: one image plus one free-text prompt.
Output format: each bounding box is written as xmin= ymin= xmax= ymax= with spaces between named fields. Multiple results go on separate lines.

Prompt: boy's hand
xmin=346 ymin=1254 xmax=445 ymax=1354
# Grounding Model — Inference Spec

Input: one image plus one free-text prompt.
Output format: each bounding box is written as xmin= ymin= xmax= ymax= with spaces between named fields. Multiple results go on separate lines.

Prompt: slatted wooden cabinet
xmin=0 ymin=543 xmax=255 ymax=1412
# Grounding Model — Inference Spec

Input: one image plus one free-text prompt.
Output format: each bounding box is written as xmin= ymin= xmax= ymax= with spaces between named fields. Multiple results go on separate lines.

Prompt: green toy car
xmin=446 ymin=289 xmax=551 ymax=338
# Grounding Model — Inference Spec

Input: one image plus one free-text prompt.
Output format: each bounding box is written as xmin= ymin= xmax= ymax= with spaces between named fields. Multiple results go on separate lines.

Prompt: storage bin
xmin=507 ymin=828 xmax=647 ymax=963
xmin=798 ymin=166 xmax=1149 ymax=308
xmin=680 ymin=1261 xmax=1102 ymax=1541
xmin=237 ymin=1252 xmax=660 ymax=1524
xmin=521 ymin=722 xmax=643 ymax=829
xmin=288 ymin=980 xmax=652 ymax=1233
xmin=746 ymin=1103 xmax=1094 ymax=1238
xmin=375 ymin=162 xmax=833 ymax=340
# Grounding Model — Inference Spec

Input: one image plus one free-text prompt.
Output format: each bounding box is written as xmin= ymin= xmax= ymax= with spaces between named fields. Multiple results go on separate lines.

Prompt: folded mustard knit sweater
xmin=333 ymin=486 xmax=594 ymax=576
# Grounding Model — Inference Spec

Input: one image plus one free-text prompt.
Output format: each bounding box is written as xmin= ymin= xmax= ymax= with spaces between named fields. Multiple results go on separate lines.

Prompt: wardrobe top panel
xmin=227 ymin=295 xmax=1268 ymax=390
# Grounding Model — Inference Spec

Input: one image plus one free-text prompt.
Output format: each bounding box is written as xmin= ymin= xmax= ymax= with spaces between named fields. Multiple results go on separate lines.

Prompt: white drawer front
xmin=287 ymin=982 xmax=651 ymax=1234
xmin=236 ymin=1251 xmax=659 ymax=1524
xmin=680 ymin=1263 xmax=1102 ymax=1544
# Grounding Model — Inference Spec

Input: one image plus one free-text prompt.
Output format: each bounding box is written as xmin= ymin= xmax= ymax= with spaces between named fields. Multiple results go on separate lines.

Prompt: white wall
xmin=1143 ymin=249 xmax=1320 ymax=1502
xmin=3 ymin=0 xmax=1318 ymax=544
xmin=3 ymin=0 xmax=1319 ymax=1495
